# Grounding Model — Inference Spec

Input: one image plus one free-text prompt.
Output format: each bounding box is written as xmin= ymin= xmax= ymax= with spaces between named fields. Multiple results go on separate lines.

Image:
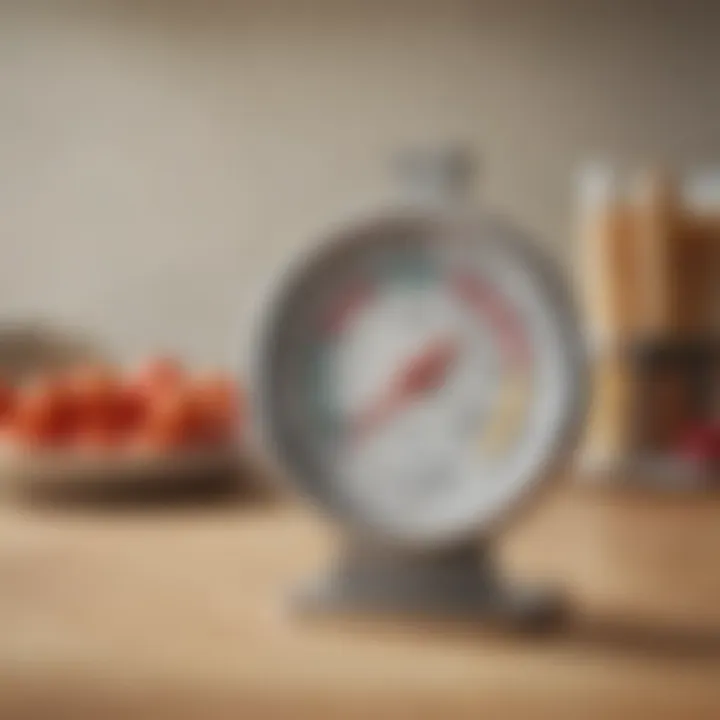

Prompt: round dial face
xmin=256 ymin=213 xmax=585 ymax=545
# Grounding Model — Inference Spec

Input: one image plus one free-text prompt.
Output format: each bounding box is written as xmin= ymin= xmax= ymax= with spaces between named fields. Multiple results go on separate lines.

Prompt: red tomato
xmin=0 ymin=380 xmax=16 ymax=427
xmin=113 ymin=383 xmax=149 ymax=435
xmin=142 ymin=389 xmax=200 ymax=450
xmin=13 ymin=376 xmax=76 ymax=447
xmin=63 ymin=364 xmax=122 ymax=430
xmin=132 ymin=356 xmax=186 ymax=394
xmin=191 ymin=372 xmax=241 ymax=445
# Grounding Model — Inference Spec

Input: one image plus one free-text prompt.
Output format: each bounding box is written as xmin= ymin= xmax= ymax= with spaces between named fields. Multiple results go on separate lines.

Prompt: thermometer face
xmin=255 ymin=213 xmax=585 ymax=545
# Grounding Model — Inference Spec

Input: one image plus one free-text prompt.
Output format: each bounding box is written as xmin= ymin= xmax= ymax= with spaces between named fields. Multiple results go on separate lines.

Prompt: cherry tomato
xmin=142 ymin=389 xmax=200 ymax=450
xmin=13 ymin=376 xmax=76 ymax=447
xmin=191 ymin=372 xmax=241 ymax=445
xmin=132 ymin=356 xmax=186 ymax=394
xmin=0 ymin=380 xmax=16 ymax=427
xmin=63 ymin=364 xmax=121 ymax=432
xmin=113 ymin=383 xmax=149 ymax=435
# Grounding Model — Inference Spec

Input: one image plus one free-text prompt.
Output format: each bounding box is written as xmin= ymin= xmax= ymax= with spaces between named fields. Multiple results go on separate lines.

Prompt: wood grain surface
xmin=2 ymin=484 xmax=720 ymax=719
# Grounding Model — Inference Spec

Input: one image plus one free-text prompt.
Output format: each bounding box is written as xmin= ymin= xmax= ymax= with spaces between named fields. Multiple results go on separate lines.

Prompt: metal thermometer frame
xmin=248 ymin=204 xmax=589 ymax=553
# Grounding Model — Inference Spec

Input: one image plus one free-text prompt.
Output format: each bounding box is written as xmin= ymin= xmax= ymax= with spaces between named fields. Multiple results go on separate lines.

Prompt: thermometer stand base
xmin=293 ymin=542 xmax=565 ymax=631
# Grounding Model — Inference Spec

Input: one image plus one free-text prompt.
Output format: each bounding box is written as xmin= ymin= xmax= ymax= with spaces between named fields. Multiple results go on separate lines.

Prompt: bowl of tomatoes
xmin=0 ymin=357 xmax=247 ymax=497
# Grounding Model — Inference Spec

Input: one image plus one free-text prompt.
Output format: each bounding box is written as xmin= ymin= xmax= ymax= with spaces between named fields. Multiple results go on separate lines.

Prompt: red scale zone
xmin=451 ymin=272 xmax=530 ymax=367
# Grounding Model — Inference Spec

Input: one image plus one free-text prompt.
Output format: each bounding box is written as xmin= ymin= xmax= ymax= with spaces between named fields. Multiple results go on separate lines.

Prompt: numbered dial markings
xmin=298 ymin=247 xmax=534 ymax=527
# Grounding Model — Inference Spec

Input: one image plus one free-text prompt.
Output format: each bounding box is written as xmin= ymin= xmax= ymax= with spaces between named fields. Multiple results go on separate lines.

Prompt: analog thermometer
xmin=251 ymin=207 xmax=587 ymax=623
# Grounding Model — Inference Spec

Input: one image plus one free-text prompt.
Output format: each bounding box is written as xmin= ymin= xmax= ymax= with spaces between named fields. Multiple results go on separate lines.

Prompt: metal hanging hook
xmin=393 ymin=144 xmax=479 ymax=207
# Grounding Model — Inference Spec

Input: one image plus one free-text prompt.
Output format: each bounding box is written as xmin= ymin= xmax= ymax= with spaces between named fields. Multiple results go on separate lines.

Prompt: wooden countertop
xmin=2 ymin=484 xmax=720 ymax=719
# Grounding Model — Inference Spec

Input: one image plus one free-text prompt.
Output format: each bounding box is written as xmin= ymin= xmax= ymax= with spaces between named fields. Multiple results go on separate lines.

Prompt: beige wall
xmin=0 ymin=0 xmax=719 ymax=365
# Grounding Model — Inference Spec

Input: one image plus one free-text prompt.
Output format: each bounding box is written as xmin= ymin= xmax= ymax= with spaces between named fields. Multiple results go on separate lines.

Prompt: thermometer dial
xmin=252 ymin=211 xmax=586 ymax=546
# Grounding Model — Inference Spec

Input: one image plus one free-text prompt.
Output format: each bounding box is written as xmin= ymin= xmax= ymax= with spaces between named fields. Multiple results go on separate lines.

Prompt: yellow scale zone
xmin=475 ymin=368 xmax=531 ymax=457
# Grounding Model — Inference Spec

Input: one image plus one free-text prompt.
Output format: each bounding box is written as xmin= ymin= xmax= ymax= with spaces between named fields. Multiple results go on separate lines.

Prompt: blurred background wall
xmin=0 ymin=0 xmax=719 ymax=364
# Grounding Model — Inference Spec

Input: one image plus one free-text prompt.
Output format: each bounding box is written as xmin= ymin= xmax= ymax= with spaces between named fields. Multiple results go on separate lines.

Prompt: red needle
xmin=352 ymin=338 xmax=459 ymax=440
